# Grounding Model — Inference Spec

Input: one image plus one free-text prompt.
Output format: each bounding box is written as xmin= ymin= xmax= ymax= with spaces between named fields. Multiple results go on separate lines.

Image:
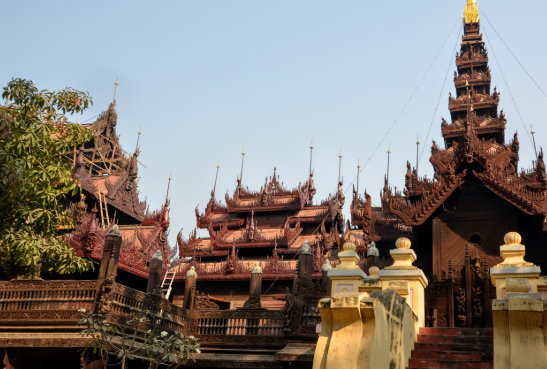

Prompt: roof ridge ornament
xmin=464 ymin=0 xmax=480 ymax=24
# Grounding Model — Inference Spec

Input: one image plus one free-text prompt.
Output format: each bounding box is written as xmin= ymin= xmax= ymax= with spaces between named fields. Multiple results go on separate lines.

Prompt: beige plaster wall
xmin=313 ymin=290 xmax=417 ymax=369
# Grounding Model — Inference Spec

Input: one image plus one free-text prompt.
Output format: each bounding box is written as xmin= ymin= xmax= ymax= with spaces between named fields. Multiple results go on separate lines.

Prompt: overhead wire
xmin=355 ymin=13 xmax=463 ymax=179
xmin=261 ymin=12 xmax=464 ymax=296
xmin=482 ymin=27 xmax=533 ymax=144
xmin=419 ymin=24 xmax=462 ymax=164
xmin=479 ymin=6 xmax=547 ymax=101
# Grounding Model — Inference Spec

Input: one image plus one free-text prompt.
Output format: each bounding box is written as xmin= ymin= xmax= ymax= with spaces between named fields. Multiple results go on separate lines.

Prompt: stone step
xmin=419 ymin=328 xmax=493 ymax=337
xmin=413 ymin=343 xmax=492 ymax=352
xmin=410 ymin=350 xmax=491 ymax=361
xmin=408 ymin=359 xmax=493 ymax=369
xmin=417 ymin=335 xmax=492 ymax=345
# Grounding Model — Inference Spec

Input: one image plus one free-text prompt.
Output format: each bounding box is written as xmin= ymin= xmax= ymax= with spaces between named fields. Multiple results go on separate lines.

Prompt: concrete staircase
xmin=407 ymin=327 xmax=493 ymax=369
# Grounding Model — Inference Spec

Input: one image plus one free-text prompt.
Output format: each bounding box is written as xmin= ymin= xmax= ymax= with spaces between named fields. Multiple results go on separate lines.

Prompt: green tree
xmin=78 ymin=308 xmax=200 ymax=369
xmin=0 ymin=78 xmax=95 ymax=278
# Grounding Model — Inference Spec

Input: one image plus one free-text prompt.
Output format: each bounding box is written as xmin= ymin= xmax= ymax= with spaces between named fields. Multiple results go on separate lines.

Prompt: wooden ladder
xmin=97 ymin=191 xmax=110 ymax=228
xmin=161 ymin=269 xmax=176 ymax=300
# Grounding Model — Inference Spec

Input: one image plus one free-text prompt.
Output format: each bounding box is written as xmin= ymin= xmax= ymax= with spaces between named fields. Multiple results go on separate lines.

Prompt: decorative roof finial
xmin=309 ymin=140 xmax=314 ymax=176
xmin=416 ymin=134 xmax=420 ymax=176
xmin=165 ymin=173 xmax=172 ymax=203
xmin=356 ymin=158 xmax=361 ymax=204
xmin=464 ymin=0 xmax=480 ymax=24
xmin=135 ymin=126 xmax=142 ymax=153
xmin=113 ymin=78 xmax=119 ymax=103
xmin=386 ymin=144 xmax=391 ymax=186
xmin=239 ymin=145 xmax=246 ymax=188
xmin=531 ymin=126 xmax=538 ymax=160
xmin=338 ymin=149 xmax=343 ymax=183
xmin=211 ymin=160 xmax=221 ymax=197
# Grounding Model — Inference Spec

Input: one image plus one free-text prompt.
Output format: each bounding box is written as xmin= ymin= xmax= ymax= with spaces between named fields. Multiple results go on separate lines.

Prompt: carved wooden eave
xmin=177 ymin=227 xmax=198 ymax=255
xmin=173 ymin=246 xmax=322 ymax=282
xmin=284 ymin=218 xmax=303 ymax=247
xmin=472 ymin=170 xmax=547 ymax=216
xmin=381 ymin=171 xmax=467 ymax=226
xmin=68 ymin=203 xmax=175 ymax=279
xmin=442 ymin=116 xmax=506 ymax=139
xmin=224 ymin=169 xmax=307 ymax=213
xmin=320 ymin=180 xmax=345 ymax=224
xmin=297 ymin=173 xmax=317 ymax=208
xmin=320 ymin=220 xmax=340 ymax=251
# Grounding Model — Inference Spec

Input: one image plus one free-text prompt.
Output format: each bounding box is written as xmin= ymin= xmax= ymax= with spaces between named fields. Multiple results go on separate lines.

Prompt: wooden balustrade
xmin=109 ymin=282 xmax=187 ymax=333
xmin=0 ymin=280 xmax=323 ymax=348
xmin=191 ymin=309 xmax=286 ymax=347
xmin=0 ymin=280 xmax=97 ymax=323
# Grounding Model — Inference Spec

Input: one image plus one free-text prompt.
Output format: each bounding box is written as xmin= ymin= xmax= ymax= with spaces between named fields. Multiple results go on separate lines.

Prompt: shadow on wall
xmin=313 ymin=289 xmax=418 ymax=369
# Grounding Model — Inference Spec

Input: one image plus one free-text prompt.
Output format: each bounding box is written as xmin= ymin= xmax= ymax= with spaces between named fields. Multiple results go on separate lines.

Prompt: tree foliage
xmin=0 ymin=78 xmax=95 ymax=278
xmin=79 ymin=309 xmax=200 ymax=369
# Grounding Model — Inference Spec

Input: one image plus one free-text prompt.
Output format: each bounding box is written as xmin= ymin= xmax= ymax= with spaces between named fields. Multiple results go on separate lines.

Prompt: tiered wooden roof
xmin=175 ymin=168 xmax=344 ymax=281
xmin=374 ymin=14 xmax=547 ymax=244
xmin=66 ymin=100 xmax=176 ymax=278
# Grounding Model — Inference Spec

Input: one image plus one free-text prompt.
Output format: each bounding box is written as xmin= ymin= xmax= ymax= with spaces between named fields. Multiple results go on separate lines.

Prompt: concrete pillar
xmin=321 ymin=258 xmax=332 ymax=295
xmin=183 ymin=266 xmax=197 ymax=310
xmin=146 ymin=250 xmax=163 ymax=294
xmin=490 ymin=232 xmax=541 ymax=299
xmin=359 ymin=266 xmax=382 ymax=294
xmin=327 ymin=241 xmax=366 ymax=295
xmin=378 ymin=237 xmax=428 ymax=327
xmin=98 ymin=225 xmax=122 ymax=281
xmin=493 ymin=279 xmax=547 ymax=369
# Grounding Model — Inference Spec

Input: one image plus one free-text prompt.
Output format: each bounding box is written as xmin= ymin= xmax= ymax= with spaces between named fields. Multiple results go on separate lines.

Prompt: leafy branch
xmin=78 ymin=308 xmax=200 ymax=369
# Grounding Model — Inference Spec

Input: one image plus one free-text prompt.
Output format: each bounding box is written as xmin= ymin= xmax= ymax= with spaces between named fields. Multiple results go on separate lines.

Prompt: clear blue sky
xmin=3 ymin=0 xmax=546 ymax=245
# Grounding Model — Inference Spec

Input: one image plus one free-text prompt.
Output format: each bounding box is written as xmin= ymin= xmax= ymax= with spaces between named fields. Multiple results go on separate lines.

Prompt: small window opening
xmin=470 ymin=233 xmax=481 ymax=245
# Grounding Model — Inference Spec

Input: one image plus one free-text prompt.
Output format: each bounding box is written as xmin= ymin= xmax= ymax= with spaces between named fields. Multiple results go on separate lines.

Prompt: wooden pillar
xmin=146 ymin=250 xmax=163 ymax=294
xmin=298 ymin=240 xmax=314 ymax=282
xmin=366 ymin=241 xmax=379 ymax=268
xmin=97 ymin=225 xmax=122 ymax=281
xmin=483 ymin=258 xmax=492 ymax=328
xmin=183 ymin=266 xmax=197 ymax=311
xmin=464 ymin=244 xmax=473 ymax=328
xmin=447 ymin=260 xmax=455 ymax=328
xmin=243 ymin=262 xmax=263 ymax=309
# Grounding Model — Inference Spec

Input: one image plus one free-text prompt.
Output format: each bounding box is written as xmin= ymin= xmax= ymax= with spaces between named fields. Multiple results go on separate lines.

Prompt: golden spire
xmin=464 ymin=0 xmax=480 ymax=23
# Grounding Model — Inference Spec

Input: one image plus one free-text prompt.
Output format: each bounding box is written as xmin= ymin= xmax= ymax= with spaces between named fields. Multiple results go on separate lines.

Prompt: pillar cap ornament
xmin=368 ymin=266 xmax=379 ymax=277
xmin=108 ymin=224 xmax=120 ymax=236
xmin=252 ymin=261 xmax=263 ymax=274
xmin=300 ymin=240 xmax=312 ymax=255
xmin=186 ymin=266 xmax=197 ymax=278
xmin=395 ymin=237 xmax=411 ymax=249
xmin=367 ymin=242 xmax=379 ymax=256
xmin=343 ymin=241 xmax=357 ymax=252
xmin=322 ymin=258 xmax=332 ymax=272
xmin=504 ymin=232 xmax=522 ymax=246
xmin=152 ymin=250 xmax=162 ymax=261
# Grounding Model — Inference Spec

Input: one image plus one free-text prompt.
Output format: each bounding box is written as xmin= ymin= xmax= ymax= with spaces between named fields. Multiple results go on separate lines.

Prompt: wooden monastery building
xmin=1 ymin=1 xmax=546 ymax=367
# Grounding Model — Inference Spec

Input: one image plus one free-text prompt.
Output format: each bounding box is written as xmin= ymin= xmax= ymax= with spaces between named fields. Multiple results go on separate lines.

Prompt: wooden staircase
xmin=408 ymin=327 xmax=493 ymax=369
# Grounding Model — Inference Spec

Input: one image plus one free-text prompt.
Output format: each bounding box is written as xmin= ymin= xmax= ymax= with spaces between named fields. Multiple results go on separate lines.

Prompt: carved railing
xmin=190 ymin=309 xmax=286 ymax=347
xmin=109 ymin=282 xmax=187 ymax=333
xmin=0 ymin=280 xmax=97 ymax=323
xmin=0 ymin=279 xmax=324 ymax=349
